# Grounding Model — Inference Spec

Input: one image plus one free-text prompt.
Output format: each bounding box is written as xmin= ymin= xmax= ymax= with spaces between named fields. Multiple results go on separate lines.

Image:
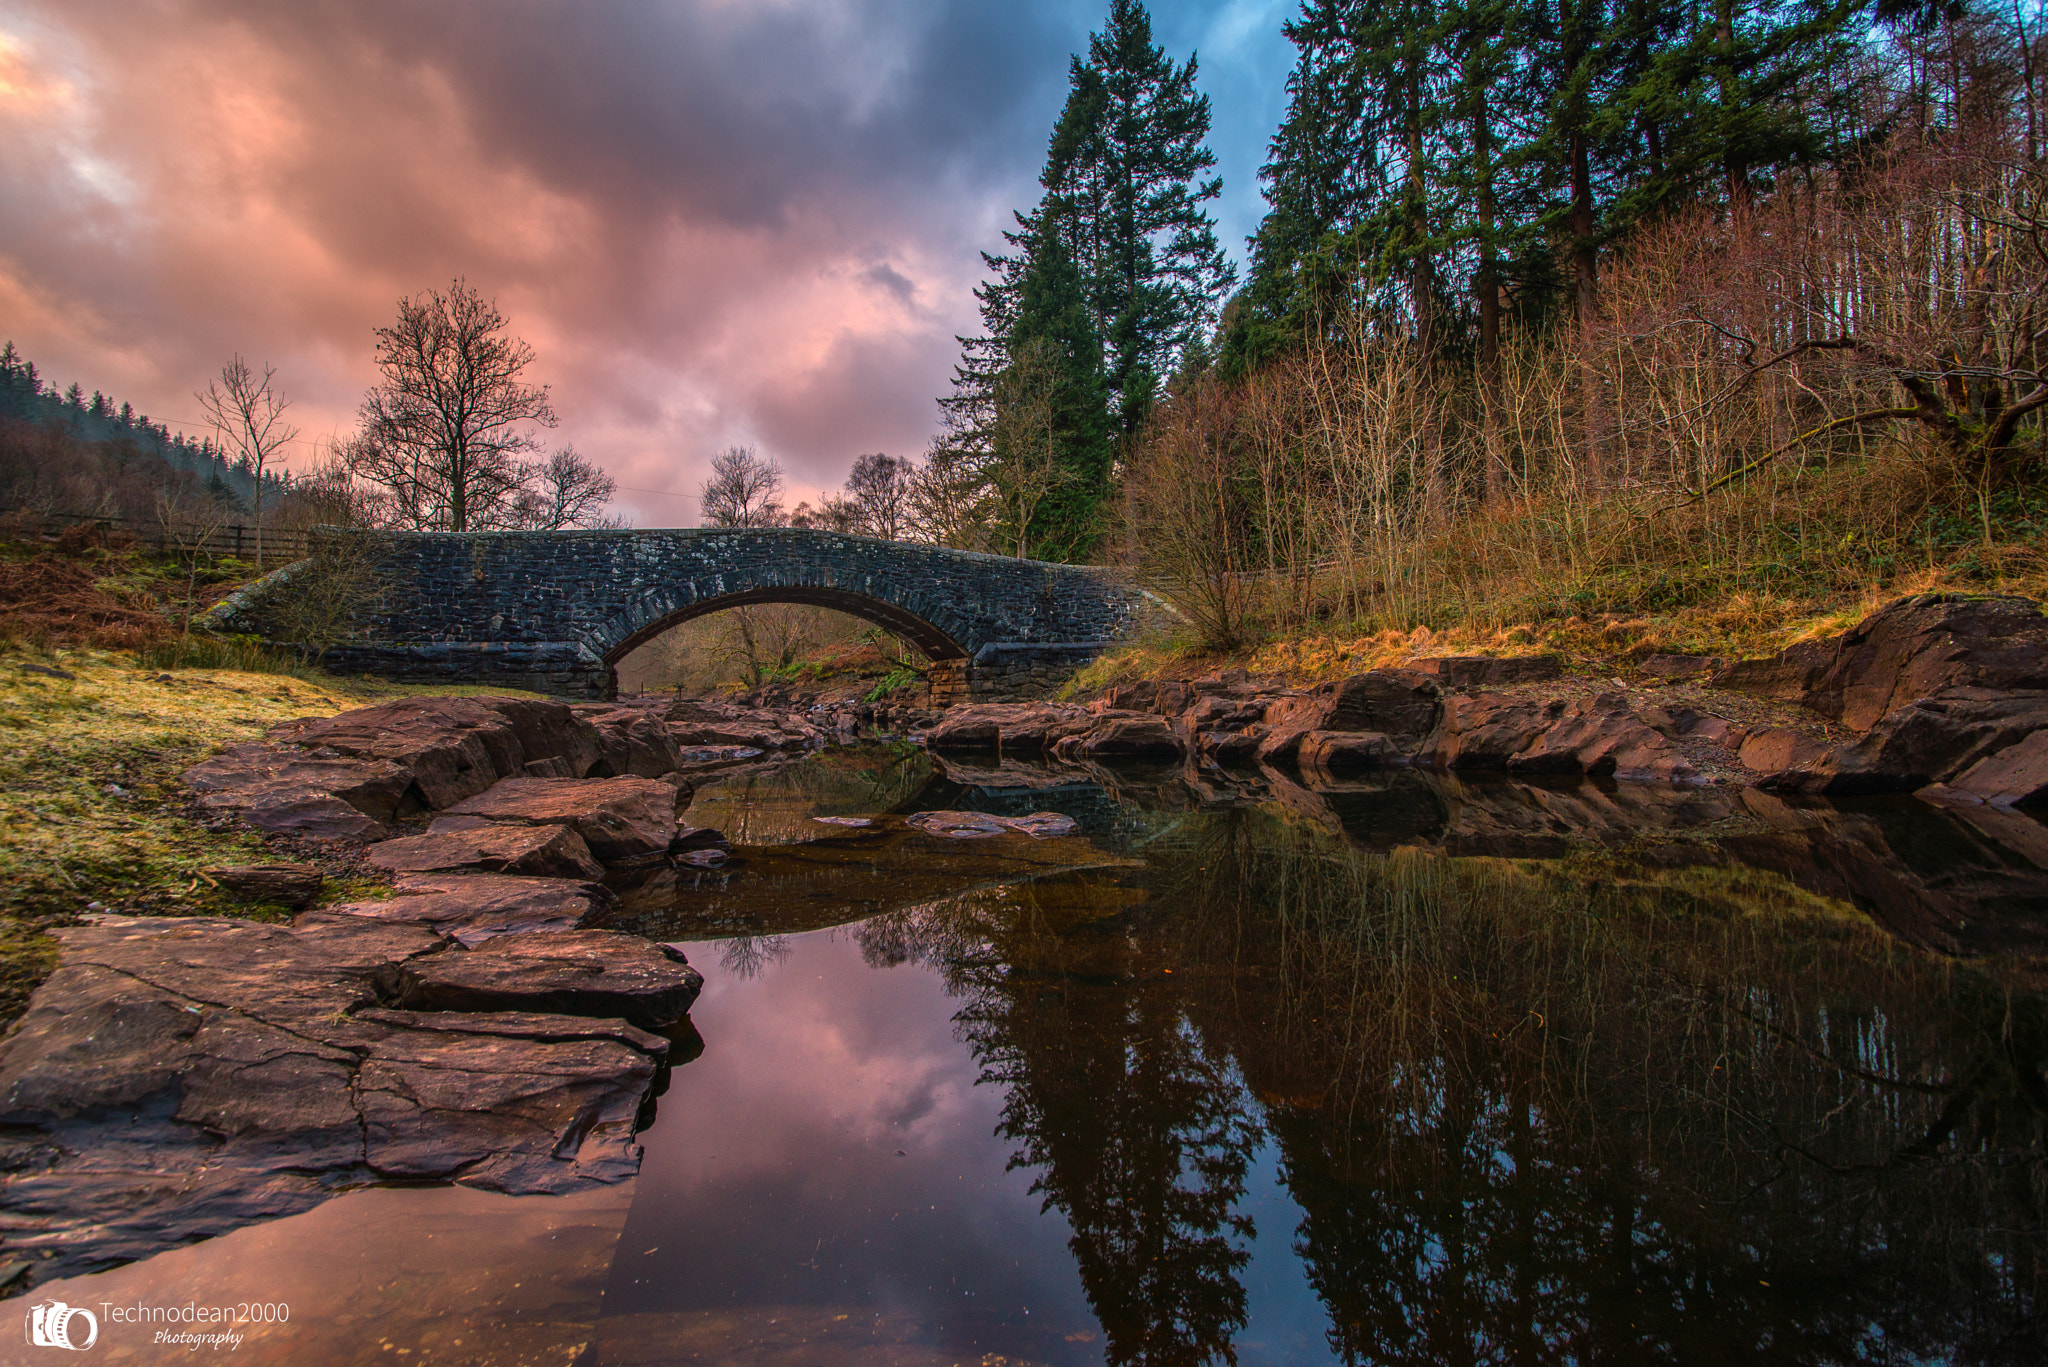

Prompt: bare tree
xmin=844 ymin=452 xmax=913 ymax=539
xmin=789 ymin=494 xmax=862 ymax=531
xmin=699 ymin=446 xmax=786 ymax=528
xmin=154 ymin=488 xmax=234 ymax=632
xmin=510 ymin=446 xmax=623 ymax=529
xmin=345 ymin=279 xmax=556 ymax=531
xmin=196 ymin=355 xmax=297 ymax=568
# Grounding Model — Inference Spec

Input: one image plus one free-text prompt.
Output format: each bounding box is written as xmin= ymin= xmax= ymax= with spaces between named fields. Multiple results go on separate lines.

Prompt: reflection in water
xmin=852 ymin=808 xmax=2047 ymax=1365
xmin=12 ymin=745 xmax=2045 ymax=1365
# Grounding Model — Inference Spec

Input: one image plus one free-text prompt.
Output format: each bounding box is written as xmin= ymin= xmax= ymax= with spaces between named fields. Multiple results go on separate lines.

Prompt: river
xmin=10 ymin=746 xmax=2043 ymax=1364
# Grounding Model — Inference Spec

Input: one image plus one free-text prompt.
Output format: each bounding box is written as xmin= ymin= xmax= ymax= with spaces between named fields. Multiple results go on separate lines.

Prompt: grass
xmin=1074 ymin=554 xmax=2048 ymax=694
xmin=0 ymin=633 xmax=552 ymax=1029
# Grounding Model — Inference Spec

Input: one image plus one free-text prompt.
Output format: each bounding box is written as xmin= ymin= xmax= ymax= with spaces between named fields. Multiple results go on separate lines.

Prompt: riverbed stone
xmin=0 ymin=913 xmax=679 ymax=1285
xmin=368 ymin=822 xmax=606 ymax=881
xmin=327 ymin=873 xmax=609 ymax=945
xmin=271 ymin=697 xmax=607 ymax=809
xmin=386 ymin=931 xmax=704 ymax=1029
xmin=573 ymin=704 xmax=686 ymax=778
xmin=444 ymin=776 xmax=687 ymax=862
xmin=1713 ymin=594 xmax=2048 ymax=731
xmin=184 ymin=743 xmax=417 ymax=824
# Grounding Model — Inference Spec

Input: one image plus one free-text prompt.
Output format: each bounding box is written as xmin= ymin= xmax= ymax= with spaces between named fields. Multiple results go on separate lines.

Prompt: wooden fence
xmin=0 ymin=507 xmax=312 ymax=563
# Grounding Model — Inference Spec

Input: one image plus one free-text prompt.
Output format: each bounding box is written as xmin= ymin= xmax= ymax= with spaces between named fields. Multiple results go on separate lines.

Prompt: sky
xmin=0 ymin=0 xmax=1295 ymax=526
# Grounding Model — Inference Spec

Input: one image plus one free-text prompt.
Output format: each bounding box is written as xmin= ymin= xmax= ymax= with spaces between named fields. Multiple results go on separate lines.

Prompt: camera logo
xmin=23 ymin=1301 xmax=97 ymax=1351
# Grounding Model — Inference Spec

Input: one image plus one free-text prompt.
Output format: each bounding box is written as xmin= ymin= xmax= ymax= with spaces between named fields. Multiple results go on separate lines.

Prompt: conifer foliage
xmin=941 ymin=0 xmax=1234 ymax=562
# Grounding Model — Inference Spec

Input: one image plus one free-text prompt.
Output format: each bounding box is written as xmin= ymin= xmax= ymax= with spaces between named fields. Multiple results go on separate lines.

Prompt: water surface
xmin=14 ymin=748 xmax=2044 ymax=1364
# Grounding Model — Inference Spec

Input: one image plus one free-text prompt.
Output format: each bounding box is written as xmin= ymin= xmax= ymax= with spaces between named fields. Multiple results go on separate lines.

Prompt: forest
xmin=908 ymin=0 xmax=2048 ymax=656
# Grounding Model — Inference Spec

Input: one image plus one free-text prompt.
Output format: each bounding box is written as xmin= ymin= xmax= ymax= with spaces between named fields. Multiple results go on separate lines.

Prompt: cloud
xmin=0 ymin=0 xmax=1285 ymax=525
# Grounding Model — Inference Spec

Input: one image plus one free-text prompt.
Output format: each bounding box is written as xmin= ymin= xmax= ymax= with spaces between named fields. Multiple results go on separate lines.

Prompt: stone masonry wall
xmin=212 ymin=528 xmax=1158 ymax=700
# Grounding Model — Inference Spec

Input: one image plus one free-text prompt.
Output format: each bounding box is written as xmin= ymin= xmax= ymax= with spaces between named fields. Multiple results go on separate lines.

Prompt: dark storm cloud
xmin=0 ymin=0 xmax=1287 ymax=522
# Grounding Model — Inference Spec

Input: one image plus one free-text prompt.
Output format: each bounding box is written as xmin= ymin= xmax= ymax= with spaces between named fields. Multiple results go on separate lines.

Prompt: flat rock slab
xmin=328 ymin=873 xmax=608 ymax=946
xmin=444 ymin=776 xmax=686 ymax=861
xmin=388 ymin=931 xmax=703 ymax=1030
xmin=0 ymin=914 xmax=679 ymax=1288
xmin=369 ymin=821 xmax=606 ymax=881
xmin=906 ymin=810 xmax=1080 ymax=840
xmin=273 ymin=696 xmax=606 ymax=809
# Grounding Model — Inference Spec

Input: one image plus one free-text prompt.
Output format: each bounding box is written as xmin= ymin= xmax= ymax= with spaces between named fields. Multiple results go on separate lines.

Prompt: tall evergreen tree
xmin=1041 ymin=1 xmax=1236 ymax=434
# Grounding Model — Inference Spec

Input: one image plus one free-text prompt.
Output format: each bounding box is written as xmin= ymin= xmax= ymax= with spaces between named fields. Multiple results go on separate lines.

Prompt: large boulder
xmin=1412 ymin=655 xmax=1563 ymax=688
xmin=925 ymin=702 xmax=1083 ymax=753
xmin=573 ymin=704 xmax=685 ymax=779
xmin=272 ymin=697 xmax=606 ymax=809
xmin=443 ymin=776 xmax=687 ymax=862
xmin=1503 ymin=693 xmax=1700 ymax=783
xmin=185 ymin=743 xmax=417 ymax=822
xmin=1416 ymin=693 xmax=1567 ymax=769
xmin=1713 ymin=594 xmax=2048 ymax=731
xmin=366 ymin=821 xmax=606 ymax=881
xmin=1049 ymin=712 xmax=1187 ymax=761
xmin=0 ymin=914 xmax=670 ymax=1287
xmin=1417 ymin=692 xmax=1699 ymax=783
xmin=1768 ymin=689 xmax=2048 ymax=801
xmin=383 ymin=931 xmax=703 ymax=1030
xmin=328 ymin=873 xmax=609 ymax=946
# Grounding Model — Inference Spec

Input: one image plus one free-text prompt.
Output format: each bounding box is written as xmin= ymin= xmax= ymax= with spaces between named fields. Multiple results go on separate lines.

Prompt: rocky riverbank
xmin=2 ymin=590 xmax=2041 ymax=1297
xmin=922 ymin=594 xmax=2048 ymax=809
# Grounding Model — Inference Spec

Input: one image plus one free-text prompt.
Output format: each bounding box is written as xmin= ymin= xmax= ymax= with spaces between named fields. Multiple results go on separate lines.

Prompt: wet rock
xmin=673 ymin=824 xmax=729 ymax=851
xmin=368 ymin=822 xmax=606 ymax=881
xmin=925 ymin=702 xmax=1081 ymax=753
xmin=906 ymin=810 xmax=1078 ymax=840
xmin=328 ymin=873 xmax=608 ymax=946
xmin=1506 ymin=693 xmax=1701 ymax=783
xmin=1413 ymin=655 xmax=1563 ymax=688
xmin=1714 ymin=594 xmax=2048 ymax=731
xmin=385 ymin=932 xmax=703 ymax=1030
xmin=1951 ymin=729 xmax=2048 ymax=807
xmin=205 ymin=863 xmax=325 ymax=909
xmin=0 ymin=913 xmax=673 ymax=1284
xmin=1418 ymin=692 xmax=1698 ymax=783
xmin=1738 ymin=727 xmax=1833 ymax=776
xmin=1255 ymin=724 xmax=1315 ymax=765
xmin=907 ymin=810 xmax=1009 ymax=838
xmin=444 ymin=776 xmax=687 ymax=862
xmin=1198 ymin=729 xmax=1263 ymax=765
xmin=270 ymin=697 xmax=606 ymax=809
xmin=573 ymin=704 xmax=685 ymax=779
xmin=1773 ymin=690 xmax=2048 ymax=799
xmin=675 ymin=744 xmax=766 ymax=772
xmin=1050 ymin=712 xmax=1187 ymax=761
xmin=1298 ymin=731 xmax=1393 ymax=773
xmin=662 ymin=698 xmax=825 ymax=752
xmin=1417 ymin=693 xmax=1565 ymax=769
xmin=1183 ymin=695 xmax=1265 ymax=734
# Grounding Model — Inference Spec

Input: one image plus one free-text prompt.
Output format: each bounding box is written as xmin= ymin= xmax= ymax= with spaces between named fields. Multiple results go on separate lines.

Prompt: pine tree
xmin=1049 ymin=1 xmax=1235 ymax=434
xmin=996 ymin=225 xmax=1115 ymax=560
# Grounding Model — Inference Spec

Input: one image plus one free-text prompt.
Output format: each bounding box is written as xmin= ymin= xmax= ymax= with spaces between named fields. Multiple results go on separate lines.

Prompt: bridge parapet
xmin=212 ymin=528 xmax=1160 ymax=700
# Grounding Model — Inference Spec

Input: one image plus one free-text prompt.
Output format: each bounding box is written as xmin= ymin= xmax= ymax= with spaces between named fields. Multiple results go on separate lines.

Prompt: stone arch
xmin=596 ymin=584 xmax=971 ymax=668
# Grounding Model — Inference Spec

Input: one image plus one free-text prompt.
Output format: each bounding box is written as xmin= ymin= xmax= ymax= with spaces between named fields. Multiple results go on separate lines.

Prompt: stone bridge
xmin=211 ymin=528 xmax=1163 ymax=700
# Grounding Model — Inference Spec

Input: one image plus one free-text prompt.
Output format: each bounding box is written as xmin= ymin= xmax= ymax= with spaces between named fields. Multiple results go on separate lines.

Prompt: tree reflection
xmin=864 ymin=876 xmax=1262 ymax=1365
xmin=859 ymin=813 xmax=2048 ymax=1365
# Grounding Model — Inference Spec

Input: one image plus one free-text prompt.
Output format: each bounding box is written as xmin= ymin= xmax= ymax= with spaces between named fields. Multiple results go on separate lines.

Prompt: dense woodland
xmin=0 ymin=343 xmax=276 ymax=525
xmin=896 ymin=0 xmax=2048 ymax=648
